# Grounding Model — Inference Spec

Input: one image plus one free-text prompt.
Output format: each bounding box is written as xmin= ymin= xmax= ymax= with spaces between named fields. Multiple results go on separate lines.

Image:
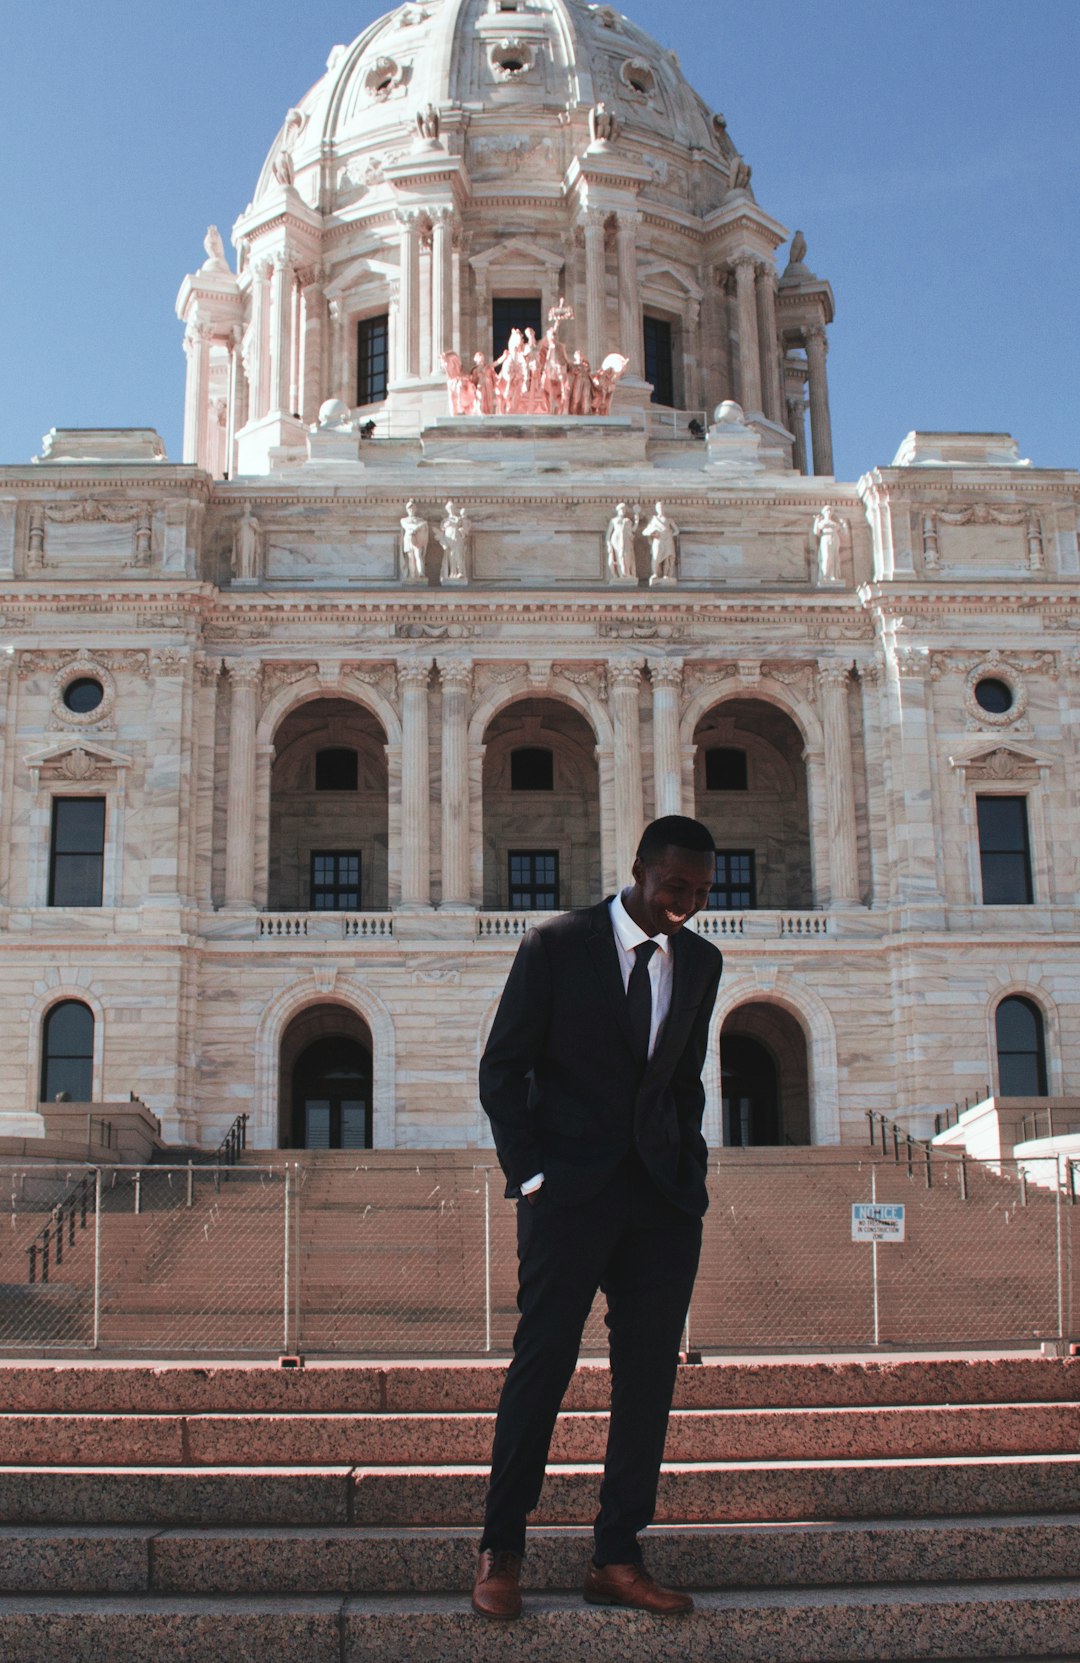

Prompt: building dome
xmin=249 ymin=0 xmax=740 ymax=217
xmin=177 ymin=0 xmax=836 ymax=479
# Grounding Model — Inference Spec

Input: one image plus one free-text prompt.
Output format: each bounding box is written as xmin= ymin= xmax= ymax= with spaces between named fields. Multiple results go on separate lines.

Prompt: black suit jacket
xmin=479 ymin=900 xmax=723 ymax=1216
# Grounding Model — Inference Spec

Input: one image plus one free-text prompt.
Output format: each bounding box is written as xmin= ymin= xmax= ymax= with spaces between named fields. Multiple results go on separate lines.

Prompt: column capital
xmin=616 ymin=209 xmax=643 ymax=232
xmin=648 ymin=658 xmax=683 ymax=688
xmin=581 ymin=205 xmax=608 ymax=231
xmin=224 ymin=658 xmax=262 ymax=689
xmin=816 ymin=661 xmax=852 ymax=691
xmin=805 ymin=321 xmax=828 ymax=347
xmin=436 ymin=656 xmax=472 ymax=689
xmin=395 ymin=206 xmax=423 ymax=229
xmin=731 ymin=252 xmax=758 ymax=276
xmin=429 ymin=204 xmax=455 ymax=226
xmin=397 ymin=657 xmax=432 ymax=692
xmin=253 ymin=257 xmax=274 ymax=282
xmin=608 ymin=657 xmax=644 ymax=690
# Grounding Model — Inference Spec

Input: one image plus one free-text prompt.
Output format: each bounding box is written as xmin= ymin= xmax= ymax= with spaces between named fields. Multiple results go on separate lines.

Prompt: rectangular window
xmin=49 ymin=798 xmax=105 ymax=907
xmin=977 ymin=796 xmax=1033 ymax=904
xmin=357 ymin=314 xmax=389 ymax=405
xmin=709 ymin=850 xmax=756 ymax=910
xmin=492 ymin=296 xmax=542 ymax=353
xmin=311 ymin=851 xmax=362 ymax=911
xmin=508 ymin=850 xmax=559 ymax=911
xmin=643 ymin=314 xmax=674 ymax=406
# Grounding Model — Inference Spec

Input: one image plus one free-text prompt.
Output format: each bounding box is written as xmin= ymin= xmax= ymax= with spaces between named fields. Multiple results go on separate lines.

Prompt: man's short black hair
xmin=636 ymin=816 xmax=716 ymax=866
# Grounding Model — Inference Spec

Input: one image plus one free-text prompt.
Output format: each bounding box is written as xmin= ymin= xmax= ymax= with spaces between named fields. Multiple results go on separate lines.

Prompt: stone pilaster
xmin=616 ymin=212 xmax=643 ymax=377
xmin=649 ymin=659 xmax=683 ymax=818
xmin=732 ymin=256 xmax=763 ymax=415
xmin=756 ymin=264 xmax=783 ymax=426
xmin=886 ymin=643 xmax=945 ymax=911
xmin=583 ymin=208 xmax=608 ymax=369
xmin=610 ymin=659 xmax=644 ymax=882
xmin=224 ymin=326 xmax=243 ymax=477
xmin=300 ymin=267 xmax=326 ymax=423
xmin=181 ymin=323 xmax=212 ymax=467
xmin=430 ymin=208 xmax=454 ymax=367
xmin=396 ymin=210 xmax=422 ymax=381
xmin=817 ymin=663 xmax=860 ymax=906
xmin=438 ymin=657 xmax=472 ymax=908
xmin=248 ymin=260 xmax=271 ymax=422
xmin=268 ymin=250 xmax=293 ymax=416
xmin=786 ymin=392 xmax=808 ymax=475
xmin=805 ymin=324 xmax=834 ymax=475
xmin=223 ymin=659 xmax=261 ymax=909
xmin=398 ymin=658 xmax=431 ymax=908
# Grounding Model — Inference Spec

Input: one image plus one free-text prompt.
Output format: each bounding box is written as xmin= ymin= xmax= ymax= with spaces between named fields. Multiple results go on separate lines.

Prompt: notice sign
xmin=852 ymin=1203 xmax=905 ymax=1242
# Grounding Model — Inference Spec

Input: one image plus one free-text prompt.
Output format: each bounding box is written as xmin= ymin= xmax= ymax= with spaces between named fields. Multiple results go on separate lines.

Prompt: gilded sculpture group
xmin=441 ymin=298 xmax=629 ymax=419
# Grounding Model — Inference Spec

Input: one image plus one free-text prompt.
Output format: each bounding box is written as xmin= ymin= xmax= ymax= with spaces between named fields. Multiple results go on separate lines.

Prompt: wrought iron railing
xmin=216 ymin=1113 xmax=248 ymax=1167
xmin=26 ymin=1174 xmax=95 ymax=1285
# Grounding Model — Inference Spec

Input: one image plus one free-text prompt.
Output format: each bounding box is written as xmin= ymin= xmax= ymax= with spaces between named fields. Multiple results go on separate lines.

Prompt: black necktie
xmin=627 ymin=940 xmax=658 ymax=1064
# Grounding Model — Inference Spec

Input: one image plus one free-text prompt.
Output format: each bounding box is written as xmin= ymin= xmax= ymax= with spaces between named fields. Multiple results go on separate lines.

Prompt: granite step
xmin=1 ymin=1453 xmax=1078 ymax=1527
xmin=0 ymin=1580 xmax=1078 ymax=1663
xmin=3 ymin=1516 xmax=1080 ymax=1597
xmin=3 ymin=1400 xmax=1079 ymax=1467
xmin=3 ymin=1356 xmax=1078 ymax=1415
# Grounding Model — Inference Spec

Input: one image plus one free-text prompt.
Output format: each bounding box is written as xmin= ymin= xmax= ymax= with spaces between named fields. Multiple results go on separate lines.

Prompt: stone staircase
xmin=0 ymin=1354 xmax=1078 ymax=1659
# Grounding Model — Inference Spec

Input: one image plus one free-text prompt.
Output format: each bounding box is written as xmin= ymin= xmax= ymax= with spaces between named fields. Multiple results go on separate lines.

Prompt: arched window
xmin=995 ymin=996 xmax=1047 ymax=1097
xmin=40 ymin=1001 xmax=94 ymax=1102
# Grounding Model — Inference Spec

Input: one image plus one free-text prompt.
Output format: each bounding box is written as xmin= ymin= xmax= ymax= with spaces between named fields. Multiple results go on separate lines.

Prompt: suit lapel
xmin=584 ymin=900 xmax=639 ymax=1060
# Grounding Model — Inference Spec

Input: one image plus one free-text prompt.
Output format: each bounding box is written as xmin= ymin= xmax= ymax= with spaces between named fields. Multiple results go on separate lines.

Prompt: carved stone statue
xmin=588 ymin=101 xmax=619 ymax=145
xmin=789 ymin=230 xmax=808 ymax=265
xmin=441 ymin=352 xmax=477 ymax=416
xmin=400 ymin=500 xmax=429 ymax=584
xmin=813 ymin=504 xmax=846 ymax=585
xmin=494 ymin=328 xmax=528 ymax=415
xmin=271 ymin=147 xmax=294 ymax=187
xmin=436 ymin=500 xmax=470 ymax=584
xmin=591 ymin=352 xmax=630 ymax=415
xmin=605 ymin=502 xmax=639 ymax=584
xmin=416 ymin=102 xmax=440 ymax=142
xmin=471 ymin=352 xmax=497 ymax=415
xmin=233 ymin=504 xmax=261 ymax=583
xmin=567 ymin=352 xmax=593 ymax=416
xmin=642 ymin=501 xmax=679 ymax=586
xmin=202 ymin=226 xmax=228 ymax=269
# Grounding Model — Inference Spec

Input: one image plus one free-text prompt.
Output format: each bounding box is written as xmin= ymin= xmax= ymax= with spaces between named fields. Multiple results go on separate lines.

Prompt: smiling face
xmin=624 ymin=845 xmax=717 ymax=938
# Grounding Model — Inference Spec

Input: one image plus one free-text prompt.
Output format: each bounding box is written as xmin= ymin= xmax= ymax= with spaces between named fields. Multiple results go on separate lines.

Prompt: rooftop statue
xmin=441 ymin=353 xmax=477 ymax=416
xmin=442 ymin=297 xmax=628 ymax=418
xmin=588 ymin=101 xmax=619 ymax=146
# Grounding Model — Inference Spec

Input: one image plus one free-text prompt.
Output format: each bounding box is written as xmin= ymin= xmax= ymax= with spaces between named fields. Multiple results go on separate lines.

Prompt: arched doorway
xmin=720 ymin=1002 xmax=811 ymax=1145
xmin=269 ymin=699 xmax=389 ymax=912
xmin=279 ymin=1005 xmax=373 ymax=1149
xmin=481 ymin=698 xmax=600 ymax=910
xmin=693 ymin=699 xmax=813 ymax=910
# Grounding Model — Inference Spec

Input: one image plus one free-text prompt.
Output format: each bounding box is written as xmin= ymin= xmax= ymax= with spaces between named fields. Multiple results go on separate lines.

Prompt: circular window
xmin=63 ymin=678 xmax=105 ymax=715
xmin=974 ymin=677 xmax=1013 ymax=716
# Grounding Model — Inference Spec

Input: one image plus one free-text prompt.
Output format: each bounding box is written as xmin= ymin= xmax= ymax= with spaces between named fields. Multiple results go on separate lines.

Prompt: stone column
xmin=181 ymin=323 xmax=211 ymax=467
xmin=224 ymin=327 xmax=243 ymax=478
xmin=396 ymin=210 xmax=421 ymax=381
xmin=438 ymin=657 xmax=472 ymax=908
xmin=268 ymin=250 xmax=293 ymax=415
xmin=649 ymin=659 xmax=683 ymax=818
xmin=756 ymin=264 xmax=783 ymax=426
xmin=582 ymin=208 xmax=608 ymax=370
xmin=300 ymin=267 xmax=326 ymax=423
xmin=786 ymin=392 xmax=808 ymax=475
xmin=223 ymin=659 xmax=261 ymax=909
xmin=398 ymin=658 xmax=431 ymax=907
xmin=817 ymin=663 xmax=860 ymax=906
xmin=610 ymin=659 xmax=644 ymax=882
xmin=616 ymin=211 xmax=643 ymax=376
xmin=732 ymin=256 xmax=763 ymax=416
xmin=248 ymin=260 xmax=270 ymax=421
xmin=430 ymin=208 xmax=453 ymax=367
xmin=805 ymin=324 xmax=834 ymax=475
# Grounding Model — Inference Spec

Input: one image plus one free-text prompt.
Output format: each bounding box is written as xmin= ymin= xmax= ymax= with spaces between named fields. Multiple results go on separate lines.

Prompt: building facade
xmin=1 ymin=0 xmax=1078 ymax=1154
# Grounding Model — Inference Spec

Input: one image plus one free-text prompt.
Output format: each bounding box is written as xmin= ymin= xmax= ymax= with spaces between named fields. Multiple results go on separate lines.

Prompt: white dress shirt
xmin=520 ymin=891 xmax=673 ymax=1196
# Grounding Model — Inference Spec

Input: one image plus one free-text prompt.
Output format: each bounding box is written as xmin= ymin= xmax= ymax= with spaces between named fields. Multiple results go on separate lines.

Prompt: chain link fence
xmin=0 ymin=1150 xmax=1074 ymax=1357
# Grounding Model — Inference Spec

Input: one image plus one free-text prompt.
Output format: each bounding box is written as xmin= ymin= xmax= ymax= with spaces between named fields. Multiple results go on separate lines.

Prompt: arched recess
xmin=280 ymin=1004 xmax=373 ymax=1149
xmin=705 ymin=974 xmax=840 ymax=1146
xmin=682 ymin=682 xmax=823 ymax=911
xmin=986 ymin=983 xmax=1059 ymax=1098
xmin=255 ymin=677 xmax=401 ymax=911
xmin=468 ymin=675 xmax=614 ymax=905
xmin=252 ymin=974 xmax=397 ymax=1149
xmin=25 ymin=981 xmax=106 ymax=1119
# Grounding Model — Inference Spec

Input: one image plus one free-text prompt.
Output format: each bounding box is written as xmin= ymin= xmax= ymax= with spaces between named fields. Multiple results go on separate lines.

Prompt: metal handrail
xmin=216 ymin=1113 xmax=248 ymax=1167
xmin=26 ymin=1173 xmax=95 ymax=1285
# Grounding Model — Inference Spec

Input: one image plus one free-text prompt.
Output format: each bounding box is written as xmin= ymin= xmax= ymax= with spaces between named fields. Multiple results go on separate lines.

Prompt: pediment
xmin=27 ymin=741 xmax=133 ymax=783
xmin=949 ymin=744 xmax=1047 ymax=783
xmin=324 ymin=255 xmax=399 ymax=300
xmin=638 ymin=262 xmax=704 ymax=302
xmin=469 ymin=237 xmax=564 ymax=273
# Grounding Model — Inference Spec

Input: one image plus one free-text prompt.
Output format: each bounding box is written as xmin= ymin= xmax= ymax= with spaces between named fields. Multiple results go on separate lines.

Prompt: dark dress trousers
xmin=479 ymin=899 xmax=723 ymax=1563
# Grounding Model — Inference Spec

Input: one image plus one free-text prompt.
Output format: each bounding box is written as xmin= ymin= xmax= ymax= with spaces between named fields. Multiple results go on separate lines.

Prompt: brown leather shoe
xmin=472 ymin=1548 xmax=523 ymax=1620
xmin=584 ymin=1560 xmax=694 ymax=1614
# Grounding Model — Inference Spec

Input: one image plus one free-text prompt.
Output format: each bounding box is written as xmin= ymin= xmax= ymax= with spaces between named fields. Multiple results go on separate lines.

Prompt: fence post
xmin=1055 ymin=1156 xmax=1065 ymax=1346
xmin=186 ymin=1161 xmax=194 ymax=1209
xmin=133 ymin=1172 xmax=141 ymax=1216
xmin=483 ymin=1168 xmax=492 ymax=1355
xmin=92 ymin=1167 xmax=102 ymax=1352
xmin=282 ymin=1165 xmax=292 ymax=1355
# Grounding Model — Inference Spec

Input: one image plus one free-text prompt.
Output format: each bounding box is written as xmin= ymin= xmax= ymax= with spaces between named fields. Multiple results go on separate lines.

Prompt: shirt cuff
xmin=519 ymin=1172 xmax=545 ymax=1195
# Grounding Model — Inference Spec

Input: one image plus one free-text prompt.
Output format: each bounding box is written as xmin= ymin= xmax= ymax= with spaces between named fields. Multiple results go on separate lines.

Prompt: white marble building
xmin=1 ymin=0 xmax=1078 ymax=1156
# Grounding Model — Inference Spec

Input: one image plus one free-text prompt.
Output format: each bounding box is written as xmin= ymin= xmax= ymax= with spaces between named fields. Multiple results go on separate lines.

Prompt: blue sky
xmin=1 ymin=0 xmax=1076 ymax=480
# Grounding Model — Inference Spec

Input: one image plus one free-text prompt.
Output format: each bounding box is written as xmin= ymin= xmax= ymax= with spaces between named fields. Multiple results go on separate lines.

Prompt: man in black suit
xmin=472 ymin=815 xmax=723 ymax=1619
